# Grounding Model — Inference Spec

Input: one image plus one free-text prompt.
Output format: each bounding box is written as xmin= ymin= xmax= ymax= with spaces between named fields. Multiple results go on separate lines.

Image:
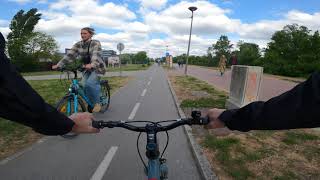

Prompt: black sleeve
xmin=0 ymin=34 xmax=74 ymax=135
xmin=218 ymin=72 xmax=320 ymax=131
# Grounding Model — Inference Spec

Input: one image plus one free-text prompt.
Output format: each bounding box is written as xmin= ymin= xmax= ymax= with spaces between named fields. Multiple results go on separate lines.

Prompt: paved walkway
xmin=174 ymin=65 xmax=300 ymax=101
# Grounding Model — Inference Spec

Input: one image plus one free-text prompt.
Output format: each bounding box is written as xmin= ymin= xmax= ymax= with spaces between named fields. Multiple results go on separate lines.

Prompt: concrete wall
xmin=226 ymin=65 xmax=263 ymax=109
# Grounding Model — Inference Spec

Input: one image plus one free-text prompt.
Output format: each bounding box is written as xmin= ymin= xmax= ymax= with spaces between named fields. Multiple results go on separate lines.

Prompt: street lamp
xmin=185 ymin=6 xmax=197 ymax=75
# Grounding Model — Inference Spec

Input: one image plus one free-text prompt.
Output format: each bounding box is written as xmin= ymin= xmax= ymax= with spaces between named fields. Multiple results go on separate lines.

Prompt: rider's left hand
xmin=69 ymin=112 xmax=100 ymax=134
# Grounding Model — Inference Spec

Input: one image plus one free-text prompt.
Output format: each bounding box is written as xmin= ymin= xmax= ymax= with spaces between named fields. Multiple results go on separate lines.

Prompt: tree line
xmin=174 ymin=24 xmax=320 ymax=77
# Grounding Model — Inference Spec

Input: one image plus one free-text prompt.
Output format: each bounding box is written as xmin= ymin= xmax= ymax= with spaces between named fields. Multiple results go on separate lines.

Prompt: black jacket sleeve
xmin=0 ymin=32 xmax=74 ymax=135
xmin=218 ymin=72 xmax=320 ymax=131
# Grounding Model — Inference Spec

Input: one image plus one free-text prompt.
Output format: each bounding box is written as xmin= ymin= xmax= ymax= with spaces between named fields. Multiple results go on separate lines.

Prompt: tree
xmin=26 ymin=32 xmax=58 ymax=59
xmin=238 ymin=42 xmax=261 ymax=65
xmin=7 ymin=8 xmax=41 ymax=71
xmin=212 ymin=35 xmax=232 ymax=60
xmin=120 ymin=53 xmax=134 ymax=64
xmin=7 ymin=9 xmax=41 ymax=60
xmin=133 ymin=51 xmax=148 ymax=64
xmin=311 ymin=31 xmax=320 ymax=62
xmin=264 ymin=24 xmax=317 ymax=76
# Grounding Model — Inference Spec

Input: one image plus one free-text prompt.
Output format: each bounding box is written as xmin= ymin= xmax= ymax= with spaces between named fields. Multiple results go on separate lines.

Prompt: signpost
xmin=117 ymin=43 xmax=124 ymax=76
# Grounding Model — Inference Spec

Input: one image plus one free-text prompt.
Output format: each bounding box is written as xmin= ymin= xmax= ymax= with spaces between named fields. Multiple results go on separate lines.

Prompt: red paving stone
xmin=174 ymin=65 xmax=299 ymax=101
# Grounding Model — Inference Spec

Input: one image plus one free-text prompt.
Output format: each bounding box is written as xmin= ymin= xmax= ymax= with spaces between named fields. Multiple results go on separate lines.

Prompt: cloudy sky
xmin=0 ymin=0 xmax=320 ymax=58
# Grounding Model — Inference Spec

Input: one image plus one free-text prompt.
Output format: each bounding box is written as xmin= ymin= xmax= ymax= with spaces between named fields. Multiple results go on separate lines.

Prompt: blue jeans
xmin=81 ymin=71 xmax=101 ymax=106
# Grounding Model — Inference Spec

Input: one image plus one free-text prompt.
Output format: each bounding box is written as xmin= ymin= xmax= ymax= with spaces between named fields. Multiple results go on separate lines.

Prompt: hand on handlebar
xmin=69 ymin=112 xmax=100 ymax=134
xmin=205 ymin=108 xmax=226 ymax=129
xmin=52 ymin=64 xmax=59 ymax=70
xmin=83 ymin=64 xmax=93 ymax=70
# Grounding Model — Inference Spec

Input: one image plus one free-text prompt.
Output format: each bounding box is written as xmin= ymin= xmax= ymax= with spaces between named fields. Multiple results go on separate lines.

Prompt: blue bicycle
xmin=56 ymin=66 xmax=111 ymax=138
xmin=92 ymin=111 xmax=209 ymax=180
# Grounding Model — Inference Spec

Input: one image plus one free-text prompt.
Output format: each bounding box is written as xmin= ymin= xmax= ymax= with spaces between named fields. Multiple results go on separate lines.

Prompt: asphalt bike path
xmin=0 ymin=64 xmax=201 ymax=180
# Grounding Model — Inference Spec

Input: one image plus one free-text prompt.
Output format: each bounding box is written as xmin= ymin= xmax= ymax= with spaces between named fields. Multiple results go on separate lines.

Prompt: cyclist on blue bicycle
xmin=52 ymin=27 xmax=106 ymax=113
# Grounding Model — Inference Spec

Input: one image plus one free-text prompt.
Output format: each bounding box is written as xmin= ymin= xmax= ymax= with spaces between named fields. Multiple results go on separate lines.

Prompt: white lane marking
xmin=90 ymin=146 xmax=118 ymax=180
xmin=147 ymin=81 xmax=151 ymax=86
xmin=128 ymin=103 xmax=140 ymax=120
xmin=141 ymin=89 xmax=147 ymax=97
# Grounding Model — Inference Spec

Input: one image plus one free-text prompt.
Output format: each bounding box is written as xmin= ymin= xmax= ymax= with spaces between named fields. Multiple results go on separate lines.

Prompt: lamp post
xmin=184 ymin=6 xmax=197 ymax=75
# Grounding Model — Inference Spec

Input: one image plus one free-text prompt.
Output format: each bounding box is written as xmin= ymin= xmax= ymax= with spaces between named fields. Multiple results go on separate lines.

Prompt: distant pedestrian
xmin=230 ymin=54 xmax=238 ymax=66
xmin=219 ymin=55 xmax=227 ymax=76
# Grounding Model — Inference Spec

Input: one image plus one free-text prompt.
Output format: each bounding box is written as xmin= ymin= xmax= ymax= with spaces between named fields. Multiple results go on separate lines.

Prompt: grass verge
xmin=167 ymin=73 xmax=320 ymax=180
xmin=0 ymin=76 xmax=131 ymax=160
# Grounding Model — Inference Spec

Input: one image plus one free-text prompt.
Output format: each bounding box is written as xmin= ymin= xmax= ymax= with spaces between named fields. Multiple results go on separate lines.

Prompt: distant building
xmin=65 ymin=48 xmax=72 ymax=54
xmin=64 ymin=48 xmax=118 ymax=62
xmin=102 ymin=50 xmax=117 ymax=61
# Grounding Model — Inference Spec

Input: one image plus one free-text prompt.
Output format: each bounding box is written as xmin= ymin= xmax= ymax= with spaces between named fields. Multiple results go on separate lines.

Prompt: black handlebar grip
xmin=201 ymin=116 xmax=210 ymax=125
xmin=92 ymin=120 xmax=102 ymax=129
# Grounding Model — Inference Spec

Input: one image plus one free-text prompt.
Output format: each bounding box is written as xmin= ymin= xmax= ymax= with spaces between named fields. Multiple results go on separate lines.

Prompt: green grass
xmin=0 ymin=118 xmax=29 ymax=140
xmin=101 ymin=76 xmax=131 ymax=94
xmin=175 ymin=76 xmax=224 ymax=96
xmin=28 ymin=79 xmax=69 ymax=106
xmin=202 ymin=135 xmax=276 ymax=179
xmin=203 ymin=135 xmax=240 ymax=151
xmin=302 ymin=145 xmax=320 ymax=161
xmin=252 ymin=130 xmax=276 ymax=139
xmin=181 ymin=97 xmax=226 ymax=108
xmin=282 ymin=131 xmax=319 ymax=145
xmin=0 ymin=76 xmax=130 ymax=160
xmin=203 ymin=135 xmax=254 ymax=179
xmin=174 ymin=76 xmax=227 ymax=108
xmin=21 ymin=64 xmax=150 ymax=76
xmin=107 ymin=64 xmax=150 ymax=72
xmin=273 ymin=171 xmax=298 ymax=180
xmin=21 ymin=71 xmax=61 ymax=76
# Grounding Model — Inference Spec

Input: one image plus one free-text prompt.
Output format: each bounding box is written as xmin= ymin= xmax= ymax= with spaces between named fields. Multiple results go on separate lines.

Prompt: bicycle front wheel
xmin=100 ymin=80 xmax=111 ymax=112
xmin=56 ymin=95 xmax=87 ymax=138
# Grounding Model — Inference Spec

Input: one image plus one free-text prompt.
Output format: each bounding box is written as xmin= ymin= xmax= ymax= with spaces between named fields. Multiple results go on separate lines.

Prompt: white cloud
xmin=286 ymin=10 xmax=320 ymax=30
xmin=50 ymin=0 xmax=136 ymax=20
xmin=0 ymin=27 xmax=11 ymax=38
xmin=0 ymin=20 xmax=9 ymax=26
xmin=9 ymin=0 xmax=31 ymax=4
xmin=139 ymin=0 xmax=167 ymax=10
xmin=238 ymin=10 xmax=320 ymax=40
xmin=144 ymin=1 xmax=238 ymax=35
xmin=42 ymin=0 xmax=136 ymax=31
xmin=142 ymin=1 xmax=320 ymax=57
xmin=38 ymin=0 xmax=48 ymax=4
xmin=238 ymin=20 xmax=286 ymax=40
xmin=33 ymin=0 xmax=138 ymax=52
xmin=3 ymin=0 xmax=320 ymax=58
xmin=9 ymin=0 xmax=46 ymax=4
xmin=122 ymin=21 xmax=150 ymax=34
xmin=146 ymin=34 xmax=215 ymax=58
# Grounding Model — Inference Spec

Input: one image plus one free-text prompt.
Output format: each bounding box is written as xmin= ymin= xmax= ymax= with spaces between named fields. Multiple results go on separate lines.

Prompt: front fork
xmin=67 ymin=94 xmax=78 ymax=115
xmin=145 ymin=125 xmax=168 ymax=180
xmin=159 ymin=158 xmax=168 ymax=180
xmin=146 ymin=158 xmax=168 ymax=180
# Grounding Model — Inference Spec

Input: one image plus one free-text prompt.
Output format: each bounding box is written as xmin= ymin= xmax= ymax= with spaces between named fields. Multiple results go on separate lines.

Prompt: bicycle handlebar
xmin=92 ymin=115 xmax=210 ymax=133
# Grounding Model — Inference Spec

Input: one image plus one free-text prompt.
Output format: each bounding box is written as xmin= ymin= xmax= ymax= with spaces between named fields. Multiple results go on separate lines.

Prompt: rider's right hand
xmin=52 ymin=64 xmax=59 ymax=70
xmin=205 ymin=108 xmax=226 ymax=129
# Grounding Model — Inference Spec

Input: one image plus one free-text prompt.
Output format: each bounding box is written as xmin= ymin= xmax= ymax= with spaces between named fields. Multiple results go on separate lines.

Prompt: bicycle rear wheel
xmin=100 ymin=80 xmax=111 ymax=112
xmin=56 ymin=95 xmax=87 ymax=138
